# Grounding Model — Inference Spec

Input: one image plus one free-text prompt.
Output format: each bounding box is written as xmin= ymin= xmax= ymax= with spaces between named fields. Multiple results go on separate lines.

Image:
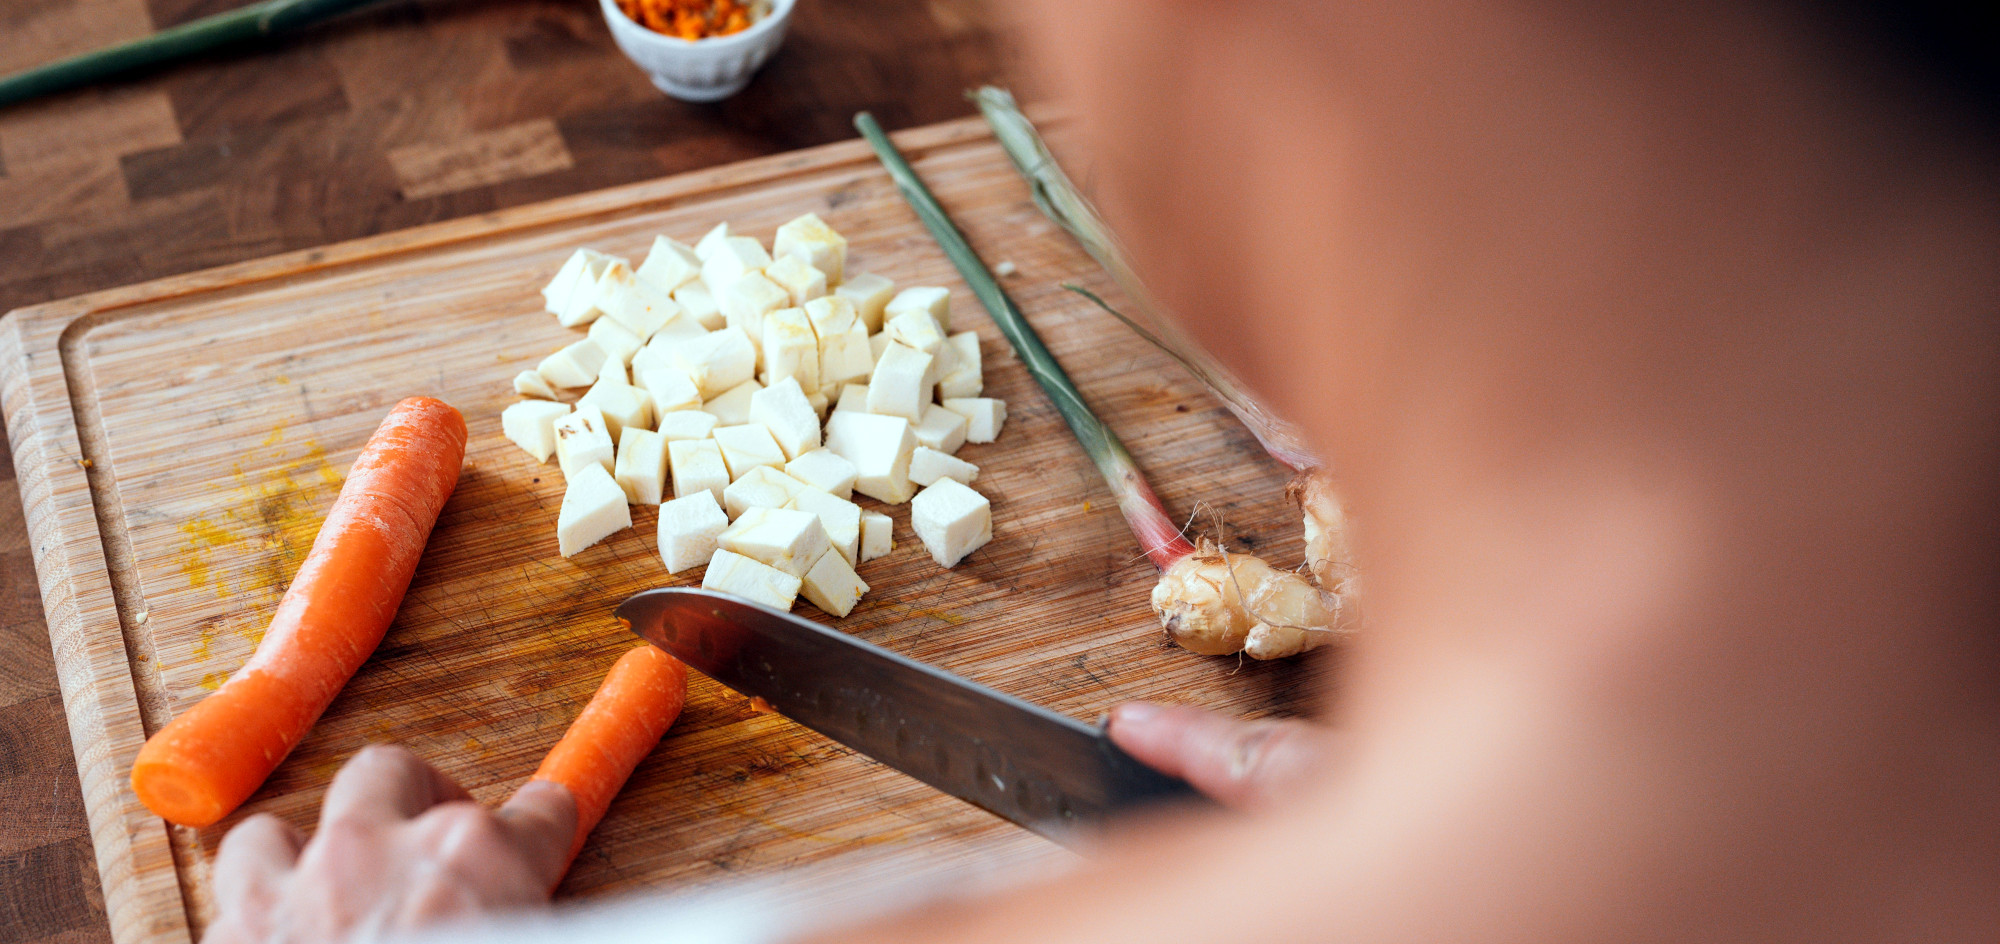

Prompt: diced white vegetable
xmin=722 ymin=271 xmax=791 ymax=362
xmin=809 ymin=297 xmax=873 ymax=388
xmin=834 ymin=383 xmax=869 ymax=413
xmin=785 ymin=448 xmax=857 ymax=500
xmin=799 ymin=547 xmax=868 ymax=618
xmin=994 ymin=260 xmax=1017 ymax=277
xmin=597 ymin=261 xmax=683 ymax=339
xmin=636 ymin=236 xmax=702 ymax=294
xmin=636 ymin=366 xmax=703 ymax=416
xmin=773 ymin=212 xmax=848 ymax=285
xmin=557 ymin=463 xmax=631 ymax=557
xmin=886 ymin=286 xmax=951 ymax=332
xmin=712 ymin=423 xmax=786 ymax=480
xmin=803 ymin=294 xmax=856 ymax=335
xmin=668 ymin=438 xmax=730 ymax=504
xmin=910 ymin=478 xmax=991 ymax=568
xmin=670 ymin=328 xmax=757 ymax=399
xmin=655 ymin=409 xmax=720 ymax=441
xmin=807 ymin=389 xmax=829 ymax=419
xmin=912 ymin=403 xmax=968 ymax=454
xmin=787 ymin=487 xmax=861 ymax=565
xmin=859 ymin=510 xmax=893 ymax=563
xmin=764 ymin=254 xmax=828 ymax=307
xmin=909 ymin=446 xmax=978 ymax=487
xmin=502 ymin=400 xmax=570 ymax=463
xmin=722 ymin=465 xmax=807 ymax=519
xmin=867 ymin=342 xmax=934 ymax=421
xmin=835 ymin=272 xmax=894 ymax=332
xmin=823 ymin=411 xmax=917 ymax=503
xmin=937 ymin=331 xmax=983 ymax=399
xmin=883 ymin=310 xmax=947 ymax=359
xmin=588 ymin=316 xmax=643 ymax=364
xmin=761 ymin=307 xmax=820 ymax=396
xmin=702 ymin=548 xmax=801 ymax=609
xmin=543 ymin=248 xmax=617 ymax=326
xmin=597 ymin=356 xmax=628 ymax=388
xmin=537 ymin=338 xmax=608 ymax=389
xmin=672 ymin=282 xmax=724 ymax=330
xmin=614 ymin=427 xmax=668 ymax=505
xmin=694 ymin=222 xmax=731 ymax=261
xmin=513 ymin=370 xmax=557 ymax=400
xmin=701 ymin=235 xmax=770 ymax=294
xmin=748 ymin=376 xmax=821 ymax=460
xmin=702 ymin=377 xmax=762 ymax=425
xmin=718 ymin=507 xmax=831 ymax=578
xmin=941 ymin=397 xmax=1007 ymax=444
xmin=629 ymin=343 xmax=672 ymax=381
xmin=869 ymin=330 xmax=892 ymax=367
xmin=657 ymin=490 xmax=728 ymax=574
xmin=577 ymin=379 xmax=652 ymax=441
xmin=650 ymin=307 xmax=710 ymax=346
xmin=553 ymin=404 xmax=615 ymax=479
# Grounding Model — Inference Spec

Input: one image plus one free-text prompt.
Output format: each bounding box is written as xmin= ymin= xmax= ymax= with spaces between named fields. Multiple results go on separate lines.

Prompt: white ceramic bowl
xmin=599 ymin=0 xmax=795 ymax=102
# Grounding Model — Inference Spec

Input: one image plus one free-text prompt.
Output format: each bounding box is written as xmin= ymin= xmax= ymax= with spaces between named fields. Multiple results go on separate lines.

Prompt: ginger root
xmin=1151 ymin=540 xmax=1351 ymax=659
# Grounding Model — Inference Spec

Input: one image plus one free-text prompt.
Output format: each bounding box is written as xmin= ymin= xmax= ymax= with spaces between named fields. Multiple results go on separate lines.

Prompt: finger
xmin=212 ymin=813 xmax=304 ymax=915
xmin=320 ymin=744 xmax=473 ymax=828
xmin=1107 ymin=702 xmax=1332 ymax=811
xmin=497 ymin=780 xmax=581 ymax=892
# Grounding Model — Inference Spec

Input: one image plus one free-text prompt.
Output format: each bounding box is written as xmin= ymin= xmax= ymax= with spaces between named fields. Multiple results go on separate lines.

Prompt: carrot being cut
xmin=526 ymin=643 xmax=688 ymax=869
xmin=131 ymin=397 xmax=468 ymax=827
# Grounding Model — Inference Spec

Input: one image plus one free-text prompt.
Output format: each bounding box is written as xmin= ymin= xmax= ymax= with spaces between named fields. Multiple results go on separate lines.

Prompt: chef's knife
xmin=616 ymin=587 xmax=1202 ymax=845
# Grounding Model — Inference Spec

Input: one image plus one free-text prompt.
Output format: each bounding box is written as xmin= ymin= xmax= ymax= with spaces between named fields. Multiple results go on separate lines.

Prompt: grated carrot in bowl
xmin=615 ymin=0 xmax=766 ymax=40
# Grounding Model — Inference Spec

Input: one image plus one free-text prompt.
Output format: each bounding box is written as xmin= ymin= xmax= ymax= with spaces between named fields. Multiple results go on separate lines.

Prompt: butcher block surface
xmin=1 ymin=115 xmax=1319 ymax=944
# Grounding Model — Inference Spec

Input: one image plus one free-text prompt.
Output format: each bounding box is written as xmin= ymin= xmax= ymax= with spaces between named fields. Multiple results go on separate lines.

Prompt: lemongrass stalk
xmin=854 ymin=112 xmax=1193 ymax=571
xmin=0 ymin=0 xmax=387 ymax=108
xmin=971 ymin=86 xmax=1320 ymax=472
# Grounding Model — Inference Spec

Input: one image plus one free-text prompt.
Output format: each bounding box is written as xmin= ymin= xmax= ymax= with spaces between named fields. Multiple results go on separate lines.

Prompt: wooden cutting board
xmin=0 ymin=115 xmax=1320 ymax=944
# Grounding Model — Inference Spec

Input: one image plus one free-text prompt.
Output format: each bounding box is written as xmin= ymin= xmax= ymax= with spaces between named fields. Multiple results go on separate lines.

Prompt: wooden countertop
xmin=0 ymin=2 xmax=1006 ymax=940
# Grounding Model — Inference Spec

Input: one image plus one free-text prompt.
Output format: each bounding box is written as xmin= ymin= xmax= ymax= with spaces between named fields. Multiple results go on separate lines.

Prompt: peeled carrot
xmin=132 ymin=397 xmax=468 ymax=827
xmin=528 ymin=643 xmax=688 ymax=867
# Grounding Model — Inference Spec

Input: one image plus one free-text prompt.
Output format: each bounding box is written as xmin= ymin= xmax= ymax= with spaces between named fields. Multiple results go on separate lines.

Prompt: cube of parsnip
xmin=835 ymin=272 xmax=895 ymax=333
xmin=502 ymin=400 xmax=570 ymax=463
xmin=513 ymin=370 xmax=557 ymax=400
xmin=819 ymin=330 xmax=874 ymax=393
xmin=885 ymin=286 xmax=951 ymax=332
xmin=807 ymin=389 xmax=829 ymax=419
xmin=694 ymin=222 xmax=731 ymax=260
xmin=597 ymin=261 xmax=684 ymax=339
xmin=764 ymin=254 xmax=828 ymax=307
xmin=553 ymin=404 xmax=615 ymax=479
xmin=859 ymin=510 xmax=893 ymax=563
xmin=824 ymin=411 xmax=917 ymax=503
xmin=712 ymin=424 xmax=787 ymax=480
xmin=774 ymin=212 xmax=848 ymax=285
xmin=869 ymin=330 xmax=893 ymax=368
xmin=557 ymin=463 xmax=631 ymax=557
xmin=941 ymin=397 xmax=1007 ymax=444
xmin=636 ymin=367 xmax=703 ymax=416
xmin=883 ymin=310 xmax=948 ymax=359
xmin=597 ymin=356 xmax=629 ymax=389
xmin=670 ymin=328 xmax=757 ymax=399
xmin=760 ymin=307 xmax=820 ymax=396
xmin=748 ymin=376 xmax=821 ymax=460
xmin=718 ymin=507 xmax=832 ymax=578
xmin=722 ymin=271 xmax=791 ymax=361
xmin=577 ymin=379 xmax=652 ymax=441
xmin=909 ymin=446 xmax=978 ymax=487
xmin=702 ymin=377 xmax=762 ymax=425
xmin=799 ymin=548 xmax=868 ymax=618
xmin=657 ymin=490 xmax=728 ymax=574
xmin=655 ymin=409 xmax=720 ymax=442
xmin=913 ymin=403 xmax=968 ymax=455
xmin=701 ymin=235 xmax=771 ymax=295
xmin=672 ymin=282 xmax=725 ymax=330
xmin=803 ymin=295 xmax=857 ymax=336
xmin=937 ymin=331 xmax=983 ymax=399
xmin=785 ymin=448 xmax=858 ymax=500
xmin=543 ymin=248 xmax=617 ymax=326
xmin=537 ymin=338 xmax=608 ymax=389
xmin=910 ymin=478 xmax=992 ymax=568
xmin=650 ymin=307 xmax=710 ymax=347
xmin=787 ymin=487 xmax=861 ymax=565
xmin=834 ymin=383 xmax=869 ymax=413
xmin=614 ymin=427 xmax=668 ymax=505
xmin=722 ymin=465 xmax=806 ymax=519
xmin=702 ymin=548 xmax=802 ymax=610
xmin=637 ymin=236 xmax=702 ymax=294
xmin=587 ymin=316 xmax=644 ymax=364
xmin=867 ymin=342 xmax=934 ymax=422
xmin=668 ymin=439 xmax=730 ymax=504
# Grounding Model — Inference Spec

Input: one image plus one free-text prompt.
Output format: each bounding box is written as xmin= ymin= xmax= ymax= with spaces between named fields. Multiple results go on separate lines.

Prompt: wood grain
xmin=4 ymin=116 xmax=1326 ymax=944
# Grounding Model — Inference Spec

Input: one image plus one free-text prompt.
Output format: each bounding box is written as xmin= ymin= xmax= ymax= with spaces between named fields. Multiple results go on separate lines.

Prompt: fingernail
xmin=1110 ymin=702 xmax=1161 ymax=728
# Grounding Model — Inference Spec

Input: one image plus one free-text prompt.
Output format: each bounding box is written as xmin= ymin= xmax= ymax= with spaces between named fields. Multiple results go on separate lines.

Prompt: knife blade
xmin=616 ymin=587 xmax=1202 ymax=845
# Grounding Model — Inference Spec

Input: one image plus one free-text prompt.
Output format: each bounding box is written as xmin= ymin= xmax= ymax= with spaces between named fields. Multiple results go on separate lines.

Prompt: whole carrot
xmin=132 ymin=397 xmax=467 ymax=827
xmin=526 ymin=643 xmax=688 ymax=869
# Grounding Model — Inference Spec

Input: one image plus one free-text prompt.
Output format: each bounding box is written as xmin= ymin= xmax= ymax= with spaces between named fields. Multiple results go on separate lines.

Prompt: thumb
xmin=498 ymin=780 xmax=580 ymax=893
xmin=1107 ymin=703 xmax=1333 ymax=811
